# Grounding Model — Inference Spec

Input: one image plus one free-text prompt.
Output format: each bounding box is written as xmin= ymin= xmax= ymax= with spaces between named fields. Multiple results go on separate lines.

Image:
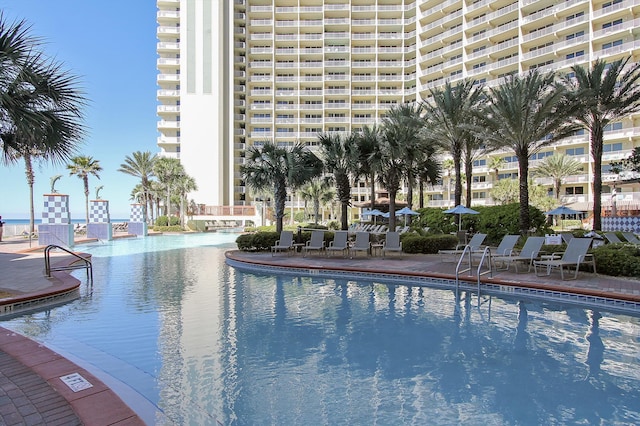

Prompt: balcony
xmin=157 ymin=120 xmax=180 ymax=130
xmin=157 ymin=73 xmax=180 ymax=83
xmin=157 ymin=42 xmax=180 ymax=52
xmin=157 ymin=105 xmax=180 ymax=114
xmin=157 ymin=58 xmax=180 ymax=67
xmin=157 ymin=89 xmax=180 ymax=99
xmin=157 ymin=136 xmax=180 ymax=146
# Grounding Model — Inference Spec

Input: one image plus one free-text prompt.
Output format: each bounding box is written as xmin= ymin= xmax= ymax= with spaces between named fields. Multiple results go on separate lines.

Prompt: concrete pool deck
xmin=0 ymin=235 xmax=639 ymax=425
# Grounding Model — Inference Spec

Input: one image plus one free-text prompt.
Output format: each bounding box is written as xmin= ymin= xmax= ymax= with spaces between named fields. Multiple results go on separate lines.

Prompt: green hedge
xmin=152 ymin=225 xmax=183 ymax=232
xmin=401 ymin=234 xmax=458 ymax=254
xmin=592 ymin=243 xmax=640 ymax=277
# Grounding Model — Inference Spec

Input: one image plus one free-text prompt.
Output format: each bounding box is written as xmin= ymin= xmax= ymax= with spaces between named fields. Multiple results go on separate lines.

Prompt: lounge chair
xmin=438 ymin=233 xmax=487 ymax=262
xmin=533 ymin=237 xmax=595 ymax=280
xmin=303 ymin=230 xmax=325 ymax=257
xmin=327 ymin=231 xmax=349 ymax=257
xmin=492 ymin=236 xmax=545 ymax=273
xmin=622 ymin=232 xmax=640 ymax=245
xmin=604 ymin=232 xmax=623 ymax=244
xmin=350 ymin=231 xmax=371 ymax=259
xmin=382 ymin=231 xmax=402 ymax=257
xmin=271 ymin=230 xmax=294 ymax=256
xmin=560 ymin=233 xmax=574 ymax=245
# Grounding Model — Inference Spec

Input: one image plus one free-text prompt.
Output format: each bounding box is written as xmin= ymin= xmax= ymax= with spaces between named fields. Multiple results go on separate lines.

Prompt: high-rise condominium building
xmin=156 ymin=0 xmax=640 ymax=215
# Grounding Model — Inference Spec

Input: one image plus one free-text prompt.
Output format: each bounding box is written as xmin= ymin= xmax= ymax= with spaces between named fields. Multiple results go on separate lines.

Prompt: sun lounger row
xmin=271 ymin=230 xmax=403 ymax=258
xmin=440 ymin=233 xmax=597 ymax=280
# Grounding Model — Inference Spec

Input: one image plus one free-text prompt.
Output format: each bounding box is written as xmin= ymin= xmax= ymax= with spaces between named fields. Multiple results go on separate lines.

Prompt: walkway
xmin=0 ymin=236 xmax=144 ymax=426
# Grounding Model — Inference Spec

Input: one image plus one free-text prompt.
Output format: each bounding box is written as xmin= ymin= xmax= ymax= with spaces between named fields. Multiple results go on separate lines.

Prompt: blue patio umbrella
xmin=395 ymin=207 xmax=419 ymax=226
xmin=366 ymin=208 xmax=384 ymax=224
xmin=545 ymin=205 xmax=582 ymax=230
xmin=444 ymin=205 xmax=479 ymax=231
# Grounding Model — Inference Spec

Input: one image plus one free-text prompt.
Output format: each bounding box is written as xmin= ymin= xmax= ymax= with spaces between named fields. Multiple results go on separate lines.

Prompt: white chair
xmin=438 ymin=233 xmax=487 ymax=262
xmin=271 ymin=231 xmax=294 ymax=256
xmin=303 ymin=230 xmax=325 ymax=257
xmin=534 ymin=238 xmax=595 ymax=280
xmin=492 ymin=236 xmax=545 ymax=273
xmin=382 ymin=231 xmax=402 ymax=257
xmin=350 ymin=231 xmax=371 ymax=259
xmin=622 ymin=232 xmax=640 ymax=245
xmin=327 ymin=231 xmax=349 ymax=257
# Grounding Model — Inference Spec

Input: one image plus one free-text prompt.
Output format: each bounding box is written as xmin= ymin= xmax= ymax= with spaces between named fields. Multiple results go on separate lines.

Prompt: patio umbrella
xmin=366 ymin=208 xmax=384 ymax=224
xmin=545 ymin=206 xmax=582 ymax=230
xmin=395 ymin=207 xmax=419 ymax=226
xmin=444 ymin=205 xmax=480 ymax=231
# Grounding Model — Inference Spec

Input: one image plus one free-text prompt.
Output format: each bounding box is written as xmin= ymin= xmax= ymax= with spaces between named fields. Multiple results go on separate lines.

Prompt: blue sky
xmin=0 ymin=1 xmax=159 ymax=219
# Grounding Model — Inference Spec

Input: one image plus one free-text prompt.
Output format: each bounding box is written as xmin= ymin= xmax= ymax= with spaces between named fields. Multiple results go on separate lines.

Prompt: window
xmin=566 ymin=50 xmax=584 ymax=59
xmin=604 ymin=122 xmax=623 ymax=132
xmin=473 ymin=159 xmax=486 ymax=167
xmin=602 ymin=19 xmax=623 ymax=29
xmin=604 ymin=143 xmax=623 ymax=152
xmin=473 ymin=62 xmax=486 ymax=69
xmin=602 ymin=40 xmax=623 ymax=50
xmin=498 ymin=173 xmax=518 ymax=180
xmin=530 ymin=151 xmax=553 ymax=160
xmin=565 ymin=31 xmax=584 ymax=40
xmin=566 ymin=147 xmax=585 ymax=156
xmin=565 ymin=11 xmax=584 ymax=21
xmin=602 ymin=0 xmax=622 ymax=8
xmin=429 ymin=194 xmax=444 ymax=201
xmin=472 ymin=192 xmax=486 ymax=199
xmin=472 ymin=176 xmax=486 ymax=183
xmin=502 ymin=155 xmax=518 ymax=163
xmin=565 ymin=187 xmax=584 ymax=195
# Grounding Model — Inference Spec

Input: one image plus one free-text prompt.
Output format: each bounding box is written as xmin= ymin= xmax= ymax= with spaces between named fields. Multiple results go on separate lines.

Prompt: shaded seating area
xmin=303 ymin=230 xmax=326 ymax=257
xmin=350 ymin=231 xmax=371 ymax=258
xmin=534 ymin=237 xmax=595 ymax=280
xmin=326 ymin=231 xmax=349 ymax=257
xmin=382 ymin=231 xmax=402 ymax=257
xmin=492 ymin=236 xmax=545 ymax=273
xmin=439 ymin=233 xmax=487 ymax=262
xmin=271 ymin=230 xmax=294 ymax=256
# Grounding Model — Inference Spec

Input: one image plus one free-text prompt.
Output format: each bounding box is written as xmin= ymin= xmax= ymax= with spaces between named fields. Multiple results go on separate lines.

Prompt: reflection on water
xmin=1 ymin=234 xmax=640 ymax=425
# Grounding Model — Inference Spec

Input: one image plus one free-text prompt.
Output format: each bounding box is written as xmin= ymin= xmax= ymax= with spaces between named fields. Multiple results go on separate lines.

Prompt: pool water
xmin=2 ymin=233 xmax=640 ymax=425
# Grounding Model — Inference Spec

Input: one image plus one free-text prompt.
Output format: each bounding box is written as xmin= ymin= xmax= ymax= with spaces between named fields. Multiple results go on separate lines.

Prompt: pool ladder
xmin=455 ymin=245 xmax=493 ymax=306
xmin=44 ymin=245 xmax=93 ymax=284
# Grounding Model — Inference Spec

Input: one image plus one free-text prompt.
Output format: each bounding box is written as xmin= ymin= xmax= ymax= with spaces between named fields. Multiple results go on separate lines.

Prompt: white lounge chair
xmin=439 ymin=233 xmax=487 ymax=262
xmin=350 ymin=231 xmax=371 ymax=258
xmin=271 ymin=231 xmax=294 ymax=256
xmin=303 ymin=230 xmax=325 ymax=257
xmin=622 ymin=232 xmax=640 ymax=245
xmin=382 ymin=231 xmax=402 ymax=257
xmin=534 ymin=238 xmax=595 ymax=280
xmin=327 ymin=231 xmax=349 ymax=257
xmin=492 ymin=236 xmax=545 ymax=273
xmin=604 ymin=232 xmax=623 ymax=244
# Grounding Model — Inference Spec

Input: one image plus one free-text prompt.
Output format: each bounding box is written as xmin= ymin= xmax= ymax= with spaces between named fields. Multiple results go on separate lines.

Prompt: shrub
xmin=413 ymin=208 xmax=457 ymax=234
xmin=473 ymin=203 xmax=550 ymax=244
xmin=401 ymin=234 xmax=458 ymax=254
xmin=155 ymin=215 xmax=180 ymax=226
xmin=152 ymin=225 xmax=183 ymax=232
xmin=591 ymin=243 xmax=640 ymax=277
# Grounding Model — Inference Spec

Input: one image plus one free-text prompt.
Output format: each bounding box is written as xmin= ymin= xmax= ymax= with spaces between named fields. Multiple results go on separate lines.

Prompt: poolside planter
xmin=129 ymin=203 xmax=147 ymax=236
xmin=39 ymin=194 xmax=74 ymax=248
xmin=87 ymin=199 xmax=112 ymax=241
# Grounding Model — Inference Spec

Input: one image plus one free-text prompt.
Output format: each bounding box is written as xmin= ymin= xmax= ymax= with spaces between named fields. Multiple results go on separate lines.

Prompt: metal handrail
xmin=455 ymin=245 xmax=473 ymax=289
xmin=44 ymin=245 xmax=93 ymax=284
xmin=475 ymin=246 xmax=493 ymax=306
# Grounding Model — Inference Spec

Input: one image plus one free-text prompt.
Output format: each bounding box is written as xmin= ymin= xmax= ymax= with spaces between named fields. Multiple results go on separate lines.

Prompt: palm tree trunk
xmin=591 ymin=126 xmax=604 ymax=231
xmin=418 ymin=179 xmax=424 ymax=209
xmin=453 ymin=150 xmax=462 ymax=206
xmin=518 ymin=155 xmax=530 ymax=234
xmin=465 ymin=159 xmax=473 ymax=208
xmin=24 ymin=155 xmax=36 ymax=234
xmin=83 ymin=177 xmax=90 ymax=225
xmin=388 ymin=190 xmax=397 ymax=232
xmin=370 ymin=172 xmax=376 ymax=211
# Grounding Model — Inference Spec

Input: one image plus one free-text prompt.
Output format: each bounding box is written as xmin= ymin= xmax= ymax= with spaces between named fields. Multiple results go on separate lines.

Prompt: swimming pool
xmin=2 ymin=233 xmax=640 ymax=425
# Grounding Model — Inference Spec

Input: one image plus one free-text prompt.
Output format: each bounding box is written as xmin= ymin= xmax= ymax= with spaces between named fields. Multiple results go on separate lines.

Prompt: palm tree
xmin=118 ymin=151 xmax=156 ymax=223
xmin=462 ymin=132 xmax=485 ymax=208
xmin=488 ymin=156 xmax=506 ymax=183
xmin=175 ymin=173 xmax=197 ymax=227
xmin=478 ymin=70 xmax=579 ymax=233
xmin=153 ymin=156 xmax=184 ymax=218
xmin=533 ymin=154 xmax=582 ymax=200
xmin=299 ymin=178 xmax=335 ymax=225
xmin=318 ymin=132 xmax=360 ymax=230
xmin=424 ymin=79 xmax=484 ymax=207
xmin=67 ymin=156 xmax=103 ymax=226
xmin=0 ymin=15 xmax=87 ymax=234
xmin=354 ymin=124 xmax=382 ymax=210
xmin=241 ymin=141 xmax=322 ymax=233
xmin=417 ymin=156 xmax=441 ymax=209
xmin=568 ymin=57 xmax=640 ymax=230
xmin=383 ymin=103 xmax=427 ymax=210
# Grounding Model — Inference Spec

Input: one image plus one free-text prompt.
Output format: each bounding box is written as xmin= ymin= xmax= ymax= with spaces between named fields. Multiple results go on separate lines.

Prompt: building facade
xmin=156 ymin=0 xmax=640 ymax=216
